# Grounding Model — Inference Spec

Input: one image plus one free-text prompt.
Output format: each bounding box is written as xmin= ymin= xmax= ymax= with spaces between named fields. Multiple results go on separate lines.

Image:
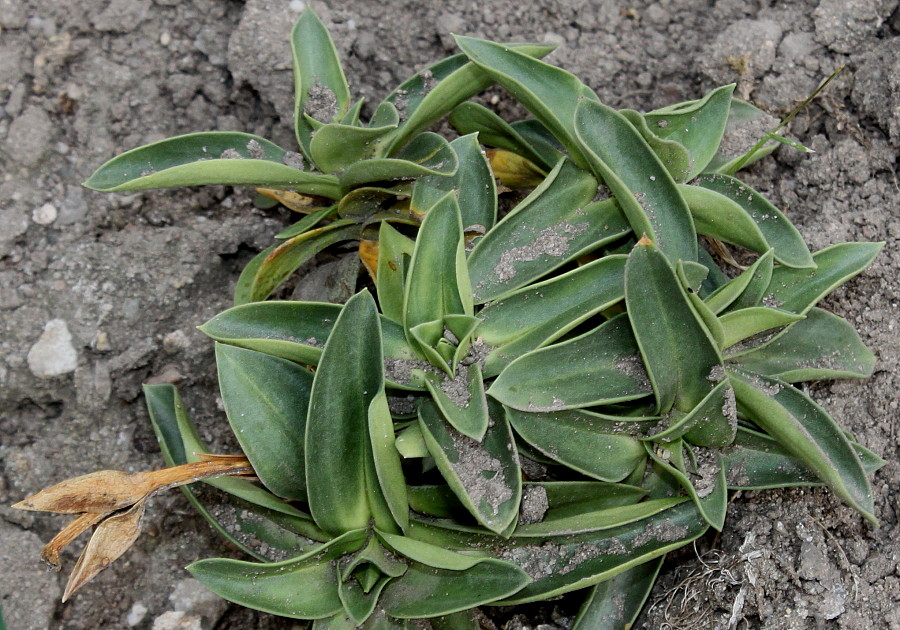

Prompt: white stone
xmin=32 ymin=202 xmax=57 ymax=225
xmin=289 ymin=0 xmax=305 ymax=13
xmin=126 ymin=602 xmax=148 ymax=626
xmin=152 ymin=611 xmax=203 ymax=630
xmin=27 ymin=319 xmax=78 ymax=377
xmin=168 ymin=578 xmax=227 ymax=626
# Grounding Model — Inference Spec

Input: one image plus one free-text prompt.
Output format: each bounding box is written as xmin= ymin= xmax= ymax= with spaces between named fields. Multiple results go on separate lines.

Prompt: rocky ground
xmin=1 ymin=0 xmax=897 ymax=629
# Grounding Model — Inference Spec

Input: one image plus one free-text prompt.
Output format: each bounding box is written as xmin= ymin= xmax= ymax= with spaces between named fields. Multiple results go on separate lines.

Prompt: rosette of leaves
xmin=158 ymin=132 xmax=882 ymax=627
xmin=83 ymin=8 xmax=553 ymax=306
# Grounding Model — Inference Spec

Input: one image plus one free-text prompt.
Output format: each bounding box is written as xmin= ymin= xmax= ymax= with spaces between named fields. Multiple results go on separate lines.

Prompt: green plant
xmin=17 ymin=11 xmax=883 ymax=630
xmin=83 ymin=9 xmax=553 ymax=306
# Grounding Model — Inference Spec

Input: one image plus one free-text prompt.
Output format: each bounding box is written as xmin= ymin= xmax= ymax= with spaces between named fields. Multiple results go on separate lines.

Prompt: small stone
xmin=93 ymin=331 xmax=112 ymax=352
xmin=32 ymin=203 xmax=57 ymax=225
xmin=27 ymin=319 xmax=79 ymax=377
xmin=168 ymin=578 xmax=228 ymax=625
xmin=5 ymin=105 xmax=54 ymax=167
xmin=152 ymin=611 xmax=203 ymax=630
xmin=127 ymin=602 xmax=148 ymax=626
xmin=160 ymin=31 xmax=171 ymax=46
xmin=289 ymin=0 xmax=305 ymax=12
xmin=163 ymin=329 xmax=190 ymax=353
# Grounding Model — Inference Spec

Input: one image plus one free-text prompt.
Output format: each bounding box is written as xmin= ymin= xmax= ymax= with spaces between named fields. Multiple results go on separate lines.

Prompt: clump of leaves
xmin=20 ymin=10 xmax=884 ymax=630
xmin=83 ymin=9 xmax=552 ymax=306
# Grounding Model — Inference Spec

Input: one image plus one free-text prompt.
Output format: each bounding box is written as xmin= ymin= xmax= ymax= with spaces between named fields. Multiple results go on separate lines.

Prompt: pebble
xmin=27 ymin=319 xmax=79 ymax=377
xmin=5 ymin=106 xmax=54 ymax=167
xmin=289 ymin=0 xmax=305 ymax=12
xmin=126 ymin=602 xmax=148 ymax=626
xmin=168 ymin=578 xmax=228 ymax=628
xmin=152 ymin=611 xmax=203 ymax=630
xmin=31 ymin=202 xmax=57 ymax=225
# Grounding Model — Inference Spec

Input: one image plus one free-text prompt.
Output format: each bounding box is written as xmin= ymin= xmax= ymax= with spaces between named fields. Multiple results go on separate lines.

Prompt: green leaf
xmin=618 ymin=109 xmax=692 ymax=183
xmin=215 ymin=344 xmax=312 ymax=501
xmin=377 ymin=531 xmax=484 ymax=570
xmin=645 ymin=442 xmax=728 ymax=530
xmin=376 ymin=222 xmax=416 ymax=323
xmin=449 ymin=102 xmax=556 ymax=169
xmin=404 ymin=193 xmax=472 ymax=354
xmin=380 ymin=44 xmax=556 ymax=154
xmin=291 ymin=8 xmax=351 ymax=157
xmin=339 ymin=132 xmax=458 ymax=191
xmin=200 ymin=302 xmax=418 ymax=384
xmin=719 ymin=307 xmax=805 ymax=349
xmin=728 ymin=250 xmax=776 ymax=312
xmin=724 ymin=427 xmax=885 ymax=489
xmin=369 ymin=392 xmax=410 ymax=531
xmin=573 ymin=557 xmax=664 ymax=630
xmin=83 ymin=132 xmax=341 ymax=198
xmin=429 ymin=610 xmax=480 ymax=630
xmin=490 ymin=315 xmax=653 ymax=411
xmin=728 ymin=308 xmax=875 ymax=381
xmin=641 ymin=84 xmax=736 ymax=179
xmin=188 ymin=529 xmax=367 ymax=619
xmin=689 ymin=174 xmax=815 ymax=268
xmin=424 ymin=363 xmax=490 ymax=441
xmin=468 ymin=159 xmax=629 ymax=303
xmin=514 ymin=497 xmax=685 ymax=537
xmin=306 ymin=291 xmax=384 ymax=535
xmin=764 ymin=242 xmax=883 ymax=314
xmin=643 ymin=380 xmax=736 ymax=447
xmin=477 ymin=255 xmax=626 ymax=376
xmin=310 ymin=121 xmax=399 ymax=173
xmin=410 ymin=134 xmax=497 ymax=230
xmin=625 ymin=240 xmax=722 ymax=414
xmin=729 ymin=369 xmax=876 ymax=524
xmin=575 ymin=99 xmax=697 ymax=264
xmin=380 ymin=559 xmax=530 ymax=619
xmin=418 ymin=400 xmax=521 ymax=534
xmin=276 ymin=205 xmax=339 ymax=239
xmin=497 ymin=500 xmax=707 ymax=604
xmin=239 ymin=221 xmax=361 ymax=304
xmin=505 ymin=406 xmax=646 ymax=482
xmin=535 ymin=481 xmax=648 ymax=512
xmin=454 ymin=35 xmax=597 ymax=168
xmin=704 ymin=250 xmax=773 ymax=314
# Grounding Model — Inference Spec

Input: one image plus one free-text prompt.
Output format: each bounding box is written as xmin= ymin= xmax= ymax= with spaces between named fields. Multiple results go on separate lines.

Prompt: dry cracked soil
xmin=1 ymin=0 xmax=898 ymax=629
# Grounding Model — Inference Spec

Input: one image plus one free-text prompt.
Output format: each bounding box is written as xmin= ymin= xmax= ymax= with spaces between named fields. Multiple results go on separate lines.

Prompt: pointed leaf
xmin=310 ymin=121 xmax=398 ymax=173
xmin=706 ymin=98 xmax=778 ymax=174
xmin=644 ymin=380 xmax=737 ymax=447
xmin=306 ymin=291 xmax=383 ymax=535
xmin=618 ymin=109 xmax=692 ymax=183
xmin=468 ymin=159 xmax=629 ymax=303
xmin=242 ymin=221 xmax=361 ymax=304
xmin=625 ymin=241 xmax=722 ymax=413
xmin=276 ymin=205 xmax=338 ymax=239
xmin=573 ymin=557 xmax=664 ymax=630
xmin=704 ymin=250 xmax=773 ymax=314
xmin=719 ymin=307 xmax=804 ymax=349
xmin=490 ymin=315 xmax=653 ymax=411
xmin=377 ymin=531 xmax=485 ymax=570
xmin=575 ymin=99 xmax=697 ymax=264
xmin=380 ymin=559 xmax=530 ymax=618
xmin=763 ymin=242 xmax=883 ymax=314
xmin=410 ymin=134 xmax=497 ymax=230
xmin=688 ymin=174 xmax=814 ymax=268
xmin=477 ymin=255 xmax=626 ymax=376
xmin=506 ymin=406 xmax=646 ymax=482
xmin=641 ymin=84 xmax=735 ymax=179
xmin=497 ymin=500 xmax=707 ymax=603
xmin=404 ymin=193 xmax=472 ymax=349
xmin=728 ymin=369 xmax=876 ymax=524
xmin=449 ymin=102 xmax=557 ymax=170
xmin=728 ymin=249 xmax=776 ymax=312
xmin=84 ymin=132 xmax=340 ymax=197
xmin=418 ymin=401 xmax=521 ymax=534
xmin=291 ymin=8 xmax=351 ymax=156
xmin=188 ymin=530 xmax=366 ymax=619
xmin=381 ymin=44 xmax=556 ymax=154
xmin=369 ymin=392 xmax=409 ymax=531
xmin=728 ymin=308 xmax=875 ymax=381
xmin=424 ymin=363 xmax=490 ymax=441
xmin=339 ymin=132 xmax=457 ymax=191
xmin=215 ymin=344 xmax=312 ymax=500
xmin=376 ymin=222 xmax=416 ymax=323
xmin=514 ymin=497 xmax=685 ymax=537
xmin=199 ymin=301 xmax=419 ymax=386
xmin=644 ymin=443 xmax=728 ymax=530
xmin=454 ymin=35 xmax=597 ymax=167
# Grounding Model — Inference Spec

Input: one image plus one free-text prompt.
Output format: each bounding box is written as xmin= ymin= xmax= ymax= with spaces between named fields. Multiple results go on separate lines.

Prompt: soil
xmin=1 ymin=0 xmax=898 ymax=629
